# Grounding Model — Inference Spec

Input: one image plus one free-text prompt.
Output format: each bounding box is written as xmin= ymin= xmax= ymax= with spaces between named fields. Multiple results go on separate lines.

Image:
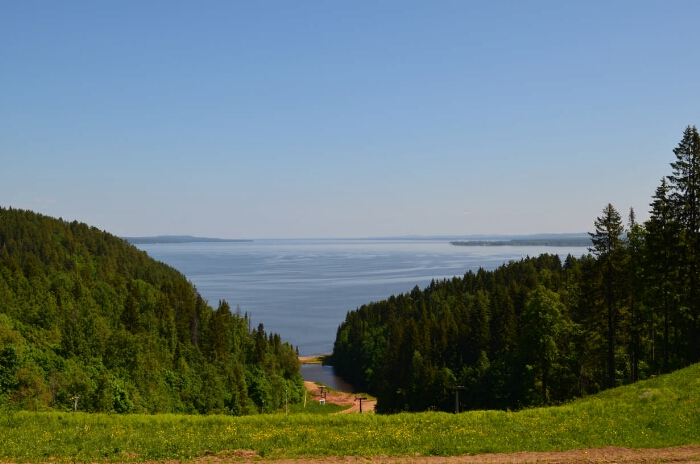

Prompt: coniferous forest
xmin=0 ymin=208 xmax=303 ymax=413
xmin=332 ymin=125 xmax=700 ymax=413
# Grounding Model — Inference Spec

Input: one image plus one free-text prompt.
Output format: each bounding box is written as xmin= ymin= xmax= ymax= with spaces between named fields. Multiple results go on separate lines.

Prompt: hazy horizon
xmin=122 ymin=232 xmax=591 ymax=241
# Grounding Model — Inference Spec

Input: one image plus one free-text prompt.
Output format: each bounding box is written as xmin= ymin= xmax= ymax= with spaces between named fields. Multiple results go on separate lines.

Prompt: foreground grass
xmin=1 ymin=364 xmax=699 ymax=462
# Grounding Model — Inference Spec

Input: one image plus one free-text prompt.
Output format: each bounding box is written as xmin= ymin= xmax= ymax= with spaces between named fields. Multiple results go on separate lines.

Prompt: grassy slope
xmin=1 ymin=363 xmax=698 ymax=461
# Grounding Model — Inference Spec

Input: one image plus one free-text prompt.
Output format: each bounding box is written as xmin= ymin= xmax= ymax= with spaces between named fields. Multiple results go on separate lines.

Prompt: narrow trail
xmin=303 ymin=380 xmax=376 ymax=413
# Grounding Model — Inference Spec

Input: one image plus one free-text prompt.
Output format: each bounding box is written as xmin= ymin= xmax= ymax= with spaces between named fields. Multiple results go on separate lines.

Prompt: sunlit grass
xmin=1 ymin=363 xmax=699 ymax=462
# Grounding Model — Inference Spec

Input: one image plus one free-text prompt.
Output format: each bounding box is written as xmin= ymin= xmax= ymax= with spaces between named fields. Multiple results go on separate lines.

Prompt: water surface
xmin=300 ymin=364 xmax=355 ymax=392
xmin=137 ymin=238 xmax=588 ymax=356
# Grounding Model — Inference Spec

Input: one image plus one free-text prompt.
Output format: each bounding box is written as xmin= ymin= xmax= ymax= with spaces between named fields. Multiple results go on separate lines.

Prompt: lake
xmin=136 ymin=238 xmax=589 ymax=357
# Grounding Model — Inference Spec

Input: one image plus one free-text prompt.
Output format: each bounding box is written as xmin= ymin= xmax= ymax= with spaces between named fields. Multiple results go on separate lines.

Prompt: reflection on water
xmin=301 ymin=364 xmax=355 ymax=393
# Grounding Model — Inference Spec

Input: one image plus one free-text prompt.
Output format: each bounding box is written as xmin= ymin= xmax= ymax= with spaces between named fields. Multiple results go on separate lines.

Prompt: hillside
xmin=0 ymin=207 xmax=303 ymax=414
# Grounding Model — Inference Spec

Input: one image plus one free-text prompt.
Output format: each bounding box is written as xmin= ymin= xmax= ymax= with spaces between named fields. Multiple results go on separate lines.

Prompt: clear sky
xmin=2 ymin=1 xmax=699 ymax=239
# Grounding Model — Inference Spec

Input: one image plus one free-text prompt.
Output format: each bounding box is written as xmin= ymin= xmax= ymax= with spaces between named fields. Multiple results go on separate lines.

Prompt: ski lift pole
xmin=355 ymin=396 xmax=367 ymax=413
xmin=448 ymin=386 xmax=465 ymax=413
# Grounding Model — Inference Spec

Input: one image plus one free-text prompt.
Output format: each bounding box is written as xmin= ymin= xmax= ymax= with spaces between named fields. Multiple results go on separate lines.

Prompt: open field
xmin=1 ymin=363 xmax=698 ymax=462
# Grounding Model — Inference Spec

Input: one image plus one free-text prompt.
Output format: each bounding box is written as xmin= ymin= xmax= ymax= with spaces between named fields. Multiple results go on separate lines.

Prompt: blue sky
xmin=2 ymin=1 xmax=699 ymax=238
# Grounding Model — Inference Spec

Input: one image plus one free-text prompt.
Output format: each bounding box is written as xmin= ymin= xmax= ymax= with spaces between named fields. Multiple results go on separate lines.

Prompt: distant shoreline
xmin=124 ymin=235 xmax=253 ymax=245
xmin=450 ymin=237 xmax=591 ymax=247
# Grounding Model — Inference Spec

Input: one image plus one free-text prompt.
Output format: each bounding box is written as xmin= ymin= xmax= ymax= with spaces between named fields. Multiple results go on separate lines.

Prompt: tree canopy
xmin=0 ymin=207 xmax=303 ymax=413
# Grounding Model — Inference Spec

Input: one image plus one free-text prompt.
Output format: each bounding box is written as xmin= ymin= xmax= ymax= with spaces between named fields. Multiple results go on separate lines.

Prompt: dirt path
xmin=151 ymin=445 xmax=700 ymax=463
xmin=303 ymin=381 xmax=376 ymax=413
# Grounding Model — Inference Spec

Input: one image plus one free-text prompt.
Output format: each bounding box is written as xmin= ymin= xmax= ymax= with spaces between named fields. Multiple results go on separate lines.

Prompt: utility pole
xmin=448 ymin=386 xmax=465 ymax=413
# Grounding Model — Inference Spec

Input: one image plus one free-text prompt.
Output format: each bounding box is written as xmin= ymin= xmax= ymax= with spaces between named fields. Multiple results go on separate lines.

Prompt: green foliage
xmin=520 ymin=286 xmax=568 ymax=404
xmin=334 ymin=254 xmax=589 ymax=412
xmin=0 ymin=207 xmax=302 ymax=414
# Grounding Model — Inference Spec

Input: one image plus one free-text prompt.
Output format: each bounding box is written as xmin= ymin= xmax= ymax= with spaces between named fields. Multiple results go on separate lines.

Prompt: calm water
xmin=300 ymin=364 xmax=355 ymax=392
xmin=136 ymin=238 xmax=588 ymax=356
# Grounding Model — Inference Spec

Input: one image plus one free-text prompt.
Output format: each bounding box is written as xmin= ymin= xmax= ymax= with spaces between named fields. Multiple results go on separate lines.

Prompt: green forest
xmin=0 ymin=208 xmax=303 ymax=414
xmin=332 ymin=125 xmax=700 ymax=413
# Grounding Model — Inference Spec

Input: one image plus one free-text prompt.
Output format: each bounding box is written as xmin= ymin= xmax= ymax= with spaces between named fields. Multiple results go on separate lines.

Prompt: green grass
xmin=1 ymin=363 xmax=699 ymax=462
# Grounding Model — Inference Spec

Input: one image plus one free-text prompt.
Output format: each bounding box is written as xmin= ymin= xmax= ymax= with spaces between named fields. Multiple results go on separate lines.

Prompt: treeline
xmin=332 ymin=125 xmax=700 ymax=413
xmin=0 ymin=207 xmax=303 ymax=413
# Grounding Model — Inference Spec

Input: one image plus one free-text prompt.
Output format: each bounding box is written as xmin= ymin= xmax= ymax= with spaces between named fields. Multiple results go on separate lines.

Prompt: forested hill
xmin=333 ymin=125 xmax=700 ymax=414
xmin=0 ymin=207 xmax=303 ymax=413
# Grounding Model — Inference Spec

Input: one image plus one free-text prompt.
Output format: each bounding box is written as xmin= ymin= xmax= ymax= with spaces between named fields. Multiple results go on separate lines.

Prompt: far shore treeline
xmin=122 ymin=236 xmax=253 ymax=245
xmin=450 ymin=236 xmax=592 ymax=247
xmin=332 ymin=125 xmax=700 ymax=413
xmin=0 ymin=209 xmax=303 ymax=413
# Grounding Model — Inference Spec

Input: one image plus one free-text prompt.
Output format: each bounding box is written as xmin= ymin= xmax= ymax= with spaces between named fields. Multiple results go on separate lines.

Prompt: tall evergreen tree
xmin=589 ymin=203 xmax=625 ymax=388
xmin=625 ymin=208 xmax=645 ymax=382
xmin=667 ymin=125 xmax=700 ymax=362
xmin=646 ymin=178 xmax=679 ymax=372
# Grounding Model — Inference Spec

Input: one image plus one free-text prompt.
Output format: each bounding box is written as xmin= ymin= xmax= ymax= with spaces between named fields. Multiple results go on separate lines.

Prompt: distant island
xmin=123 ymin=235 xmax=253 ymax=245
xmin=450 ymin=236 xmax=591 ymax=247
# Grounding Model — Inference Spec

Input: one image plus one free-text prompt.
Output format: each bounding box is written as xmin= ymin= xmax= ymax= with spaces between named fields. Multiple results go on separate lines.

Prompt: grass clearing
xmin=1 ymin=363 xmax=699 ymax=462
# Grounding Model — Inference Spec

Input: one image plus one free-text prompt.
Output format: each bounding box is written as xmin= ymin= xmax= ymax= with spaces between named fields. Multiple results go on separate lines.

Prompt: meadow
xmin=1 ymin=363 xmax=698 ymax=462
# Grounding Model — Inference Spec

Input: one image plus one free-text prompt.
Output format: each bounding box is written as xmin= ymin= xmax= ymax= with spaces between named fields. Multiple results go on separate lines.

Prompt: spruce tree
xmin=589 ymin=203 xmax=625 ymax=388
xmin=646 ymin=178 xmax=679 ymax=372
xmin=667 ymin=125 xmax=700 ymax=362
